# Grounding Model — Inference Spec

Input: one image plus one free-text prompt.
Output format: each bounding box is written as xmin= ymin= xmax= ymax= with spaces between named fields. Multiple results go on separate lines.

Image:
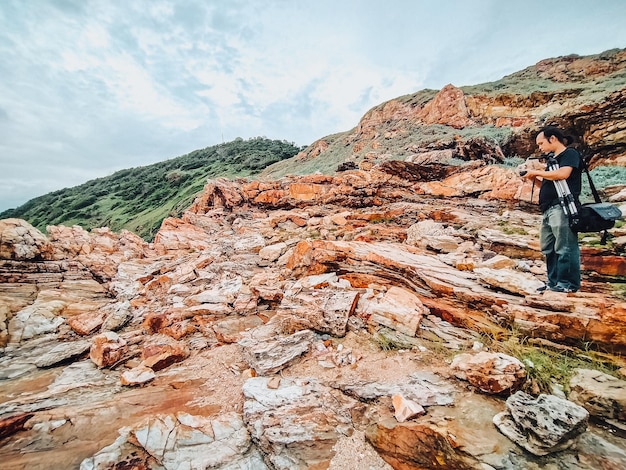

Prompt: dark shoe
xmin=549 ymin=285 xmax=576 ymax=293
xmin=537 ymin=284 xmax=555 ymax=293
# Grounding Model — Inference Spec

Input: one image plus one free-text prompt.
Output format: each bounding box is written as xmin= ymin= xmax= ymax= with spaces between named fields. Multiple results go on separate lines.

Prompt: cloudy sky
xmin=1 ymin=0 xmax=625 ymax=212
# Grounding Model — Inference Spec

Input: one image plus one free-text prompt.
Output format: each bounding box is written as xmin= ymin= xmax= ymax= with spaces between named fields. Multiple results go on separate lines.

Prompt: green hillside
xmin=0 ymin=137 xmax=302 ymax=240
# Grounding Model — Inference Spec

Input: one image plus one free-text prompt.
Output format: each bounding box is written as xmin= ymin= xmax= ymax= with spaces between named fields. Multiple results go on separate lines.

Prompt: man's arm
xmin=523 ymin=166 xmax=573 ymax=182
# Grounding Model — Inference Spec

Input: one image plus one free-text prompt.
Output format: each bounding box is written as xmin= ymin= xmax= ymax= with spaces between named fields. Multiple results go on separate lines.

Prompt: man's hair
xmin=538 ymin=125 xmax=571 ymax=145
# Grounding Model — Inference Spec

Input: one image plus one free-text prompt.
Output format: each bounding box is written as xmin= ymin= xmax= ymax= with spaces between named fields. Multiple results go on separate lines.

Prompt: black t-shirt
xmin=538 ymin=148 xmax=582 ymax=212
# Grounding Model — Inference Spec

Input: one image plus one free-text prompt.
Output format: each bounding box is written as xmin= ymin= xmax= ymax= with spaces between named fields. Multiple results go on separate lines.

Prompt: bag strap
xmin=580 ymin=153 xmax=602 ymax=203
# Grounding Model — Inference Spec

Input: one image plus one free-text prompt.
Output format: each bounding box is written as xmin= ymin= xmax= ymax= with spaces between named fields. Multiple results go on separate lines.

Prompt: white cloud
xmin=1 ymin=0 xmax=626 ymax=212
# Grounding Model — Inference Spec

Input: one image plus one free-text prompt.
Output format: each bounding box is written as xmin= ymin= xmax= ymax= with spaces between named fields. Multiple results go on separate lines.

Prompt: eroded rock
xmin=493 ymin=391 xmax=589 ymax=455
xmin=89 ymin=332 xmax=128 ymax=368
xmin=451 ymin=351 xmax=526 ymax=394
xmin=277 ymin=288 xmax=358 ymax=337
xmin=239 ymin=328 xmax=316 ymax=375
xmin=81 ymin=412 xmax=264 ymax=470
xmin=243 ymin=377 xmax=355 ymax=469
xmin=365 ymin=418 xmax=480 ymax=470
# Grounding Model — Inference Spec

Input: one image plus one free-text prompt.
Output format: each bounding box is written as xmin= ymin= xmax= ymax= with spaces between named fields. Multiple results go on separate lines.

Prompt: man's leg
xmin=540 ymin=208 xmax=558 ymax=288
xmin=551 ymin=208 xmax=581 ymax=291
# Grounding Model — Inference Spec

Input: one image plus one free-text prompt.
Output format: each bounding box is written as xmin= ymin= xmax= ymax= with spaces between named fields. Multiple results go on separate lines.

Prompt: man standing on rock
xmin=522 ymin=126 xmax=582 ymax=293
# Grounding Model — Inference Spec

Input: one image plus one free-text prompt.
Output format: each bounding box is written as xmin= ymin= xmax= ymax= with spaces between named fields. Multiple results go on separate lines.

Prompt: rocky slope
xmin=261 ymin=48 xmax=626 ymax=179
xmin=1 ymin=161 xmax=626 ymax=469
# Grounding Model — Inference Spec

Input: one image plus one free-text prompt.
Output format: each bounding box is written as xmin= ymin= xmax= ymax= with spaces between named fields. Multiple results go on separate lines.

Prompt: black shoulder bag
xmin=569 ymin=155 xmax=623 ymax=244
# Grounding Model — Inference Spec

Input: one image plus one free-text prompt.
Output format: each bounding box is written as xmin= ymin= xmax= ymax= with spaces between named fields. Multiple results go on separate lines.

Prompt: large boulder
xmin=0 ymin=219 xmax=52 ymax=260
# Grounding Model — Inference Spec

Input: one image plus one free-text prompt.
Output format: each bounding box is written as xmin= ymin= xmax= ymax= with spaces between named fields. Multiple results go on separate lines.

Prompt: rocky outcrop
xmin=1 ymin=159 xmax=626 ymax=469
xmin=420 ymin=84 xmax=475 ymax=129
xmin=263 ymin=48 xmax=626 ymax=178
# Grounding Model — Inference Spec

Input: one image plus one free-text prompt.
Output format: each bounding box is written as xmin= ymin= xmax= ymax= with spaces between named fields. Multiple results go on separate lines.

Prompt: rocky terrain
xmin=1 ymin=48 xmax=626 ymax=469
xmin=1 ymin=162 xmax=626 ymax=469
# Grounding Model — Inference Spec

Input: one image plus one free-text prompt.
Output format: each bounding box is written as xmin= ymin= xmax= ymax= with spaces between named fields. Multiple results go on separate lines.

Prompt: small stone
xmin=241 ymin=368 xmax=257 ymax=379
xmin=121 ymin=365 xmax=156 ymax=386
xmin=392 ymin=394 xmax=425 ymax=422
xmin=267 ymin=377 xmax=281 ymax=389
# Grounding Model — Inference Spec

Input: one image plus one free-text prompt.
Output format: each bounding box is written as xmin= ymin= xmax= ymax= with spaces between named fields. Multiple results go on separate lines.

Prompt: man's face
xmin=536 ymin=132 xmax=554 ymax=153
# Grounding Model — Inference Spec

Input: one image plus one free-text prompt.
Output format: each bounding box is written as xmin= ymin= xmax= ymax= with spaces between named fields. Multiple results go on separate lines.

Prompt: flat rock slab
xmin=80 ymin=412 xmax=266 ymax=469
xmin=332 ymin=371 xmax=455 ymax=407
xmin=243 ymin=376 xmax=356 ymax=470
xmin=35 ymin=340 xmax=92 ymax=368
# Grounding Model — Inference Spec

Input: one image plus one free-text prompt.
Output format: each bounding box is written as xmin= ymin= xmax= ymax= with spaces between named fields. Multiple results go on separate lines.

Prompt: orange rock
xmin=0 ymin=413 xmax=34 ymax=440
xmin=143 ymin=312 xmax=172 ymax=334
xmin=288 ymin=215 xmax=307 ymax=227
xmin=161 ymin=320 xmax=196 ymax=340
xmin=288 ymin=183 xmax=326 ymax=201
xmin=140 ymin=343 xmax=189 ymax=371
xmin=90 ymin=332 xmax=128 ymax=368
xmin=582 ymin=248 xmax=626 ymax=276
xmin=392 ymin=394 xmax=425 ymax=423
xmin=419 ymin=84 xmax=474 ymax=129
xmin=254 ymin=189 xmax=285 ymax=205
xmin=451 ymin=351 xmax=527 ymax=394
xmin=366 ymin=419 xmax=479 ymax=469
xmin=153 ymin=218 xmax=212 ymax=254
xmin=67 ymin=310 xmax=105 ymax=336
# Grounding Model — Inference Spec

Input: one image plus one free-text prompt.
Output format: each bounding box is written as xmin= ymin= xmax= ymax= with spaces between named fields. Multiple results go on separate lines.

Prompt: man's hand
xmin=518 ymin=159 xmax=546 ymax=180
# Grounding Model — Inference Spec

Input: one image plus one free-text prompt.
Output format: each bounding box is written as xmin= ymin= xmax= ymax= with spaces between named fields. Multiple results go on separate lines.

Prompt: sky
xmin=1 ymin=0 xmax=625 ymax=212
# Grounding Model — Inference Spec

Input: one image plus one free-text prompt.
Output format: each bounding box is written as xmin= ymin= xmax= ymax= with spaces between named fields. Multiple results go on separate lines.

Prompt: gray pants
xmin=540 ymin=205 xmax=581 ymax=291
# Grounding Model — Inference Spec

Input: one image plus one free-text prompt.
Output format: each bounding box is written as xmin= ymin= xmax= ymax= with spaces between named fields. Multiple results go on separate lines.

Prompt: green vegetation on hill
xmin=260 ymin=131 xmax=353 ymax=179
xmin=461 ymin=48 xmax=626 ymax=99
xmin=0 ymin=137 xmax=302 ymax=240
